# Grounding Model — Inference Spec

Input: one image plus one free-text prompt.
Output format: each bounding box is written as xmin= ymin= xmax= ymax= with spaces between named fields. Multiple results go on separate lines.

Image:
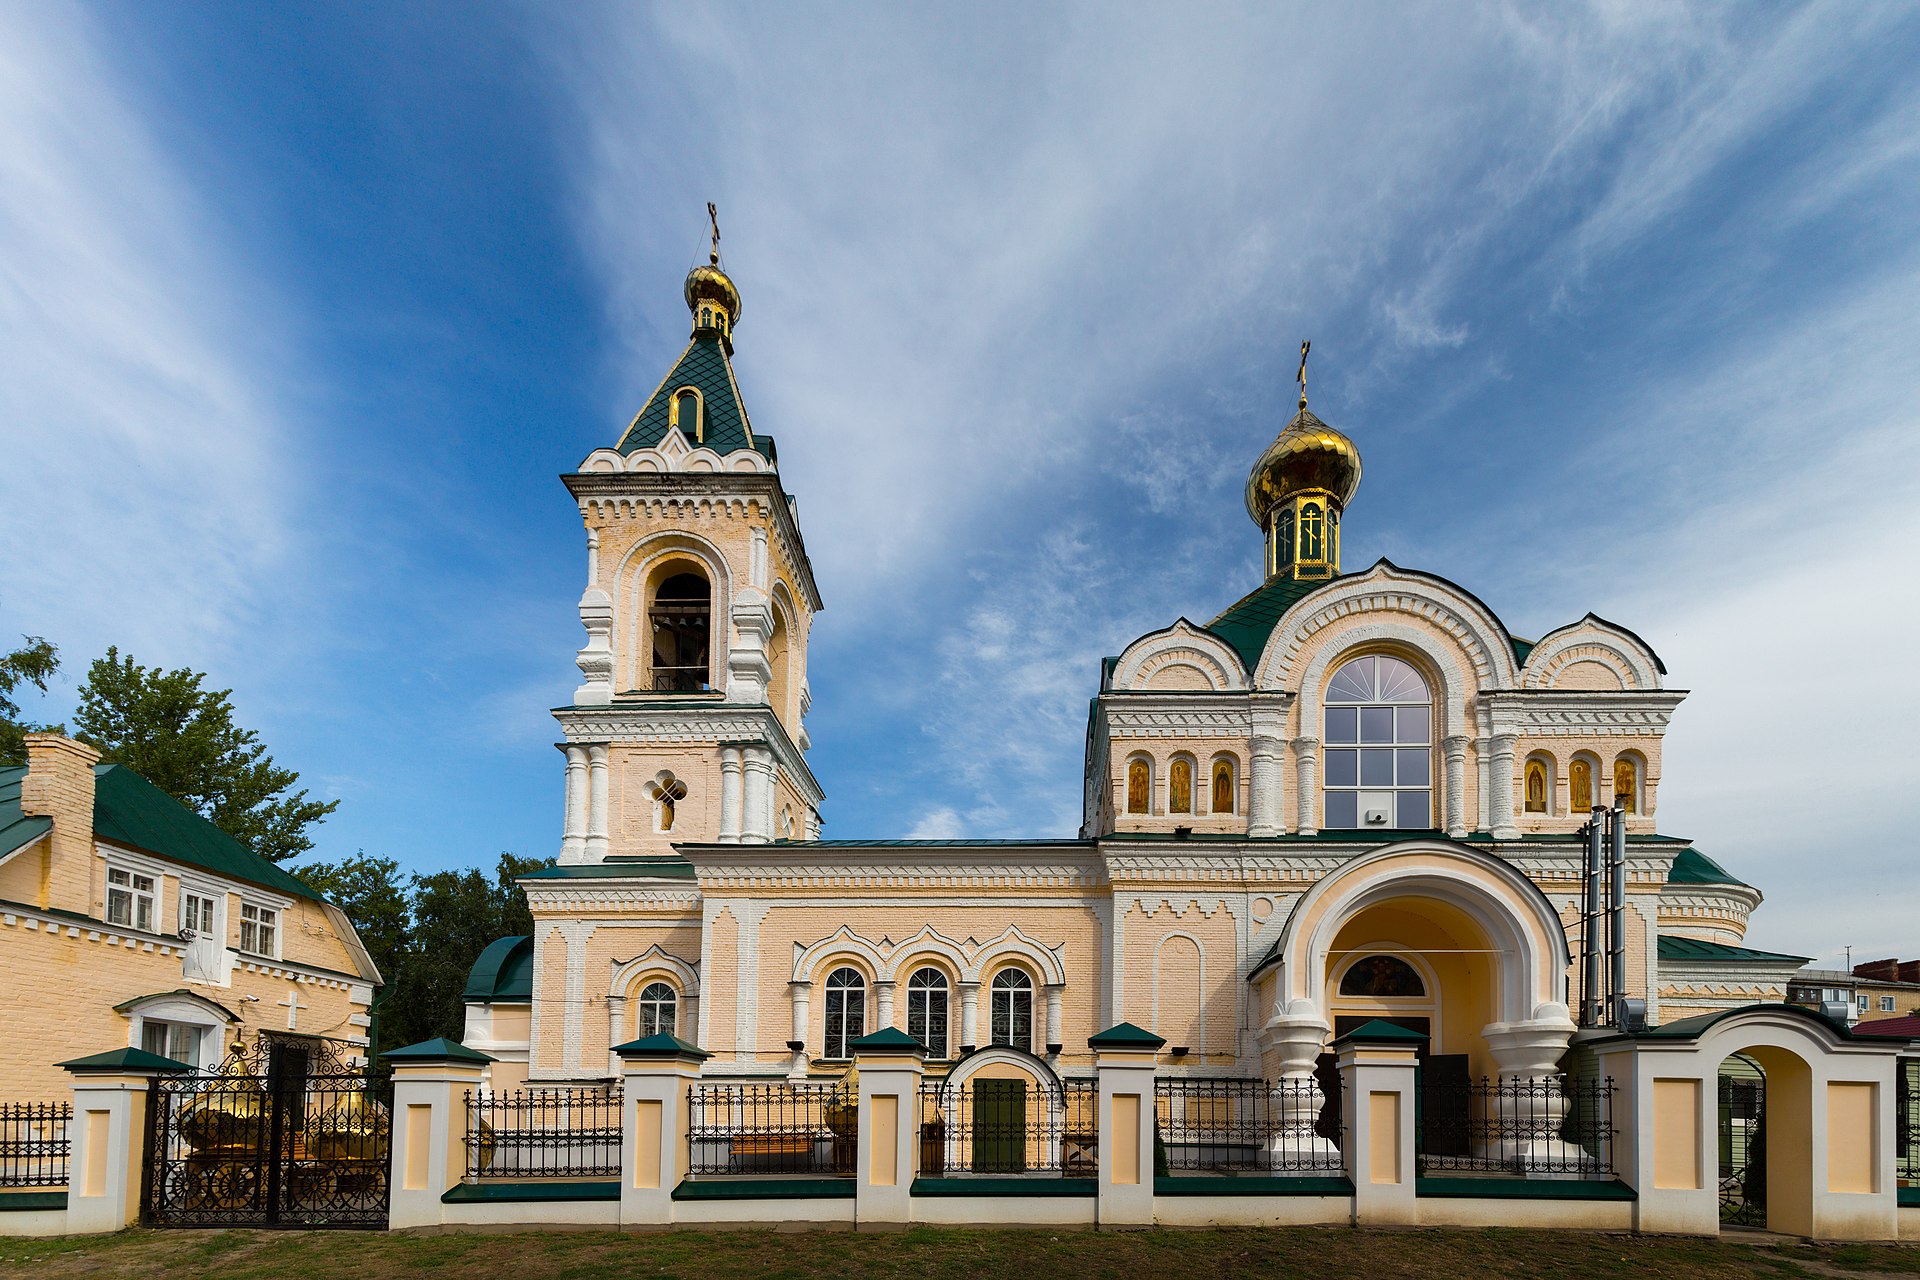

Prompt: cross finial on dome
xmin=1296 ymin=339 xmax=1311 ymax=412
xmin=707 ymin=202 xmax=721 ymax=266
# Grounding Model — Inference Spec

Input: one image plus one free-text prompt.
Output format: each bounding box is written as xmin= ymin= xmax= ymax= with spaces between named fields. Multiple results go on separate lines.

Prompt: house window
xmin=1524 ymin=758 xmax=1551 ymax=814
xmin=990 ymin=968 xmax=1033 ymax=1050
xmin=636 ymin=982 xmax=677 ymax=1038
xmin=823 ymin=967 xmax=865 ymax=1059
xmin=106 ymin=867 xmax=156 ymax=932
xmin=906 ymin=967 xmax=950 ymax=1059
xmin=141 ymin=1020 xmax=201 ymax=1069
xmin=1169 ymin=758 xmax=1193 ymax=814
xmin=1880 ymin=996 xmax=1897 ymax=1013
xmin=1569 ymin=758 xmax=1595 ymax=814
xmin=239 ymin=903 xmax=278 ymax=957
xmin=1125 ymin=758 xmax=1150 ymax=814
xmin=1613 ymin=757 xmax=1639 ymax=813
xmin=1324 ymin=654 xmax=1432 ymax=829
xmin=1211 ymin=759 xmax=1235 ymax=814
xmin=180 ymin=892 xmax=216 ymax=937
xmin=649 ymin=571 xmax=711 ymax=692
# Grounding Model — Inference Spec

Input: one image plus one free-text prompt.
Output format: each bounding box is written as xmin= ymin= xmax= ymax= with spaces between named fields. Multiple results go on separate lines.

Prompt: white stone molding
xmin=1478 ymin=689 xmax=1687 ymax=737
xmin=585 ymin=745 xmax=610 ymax=861
xmin=680 ymin=842 xmax=1102 ymax=891
xmin=1291 ymin=737 xmax=1320 ymax=835
xmin=790 ymin=924 xmax=886 ymax=984
xmin=1253 ymin=563 xmax=1518 ymax=695
xmin=555 ymin=703 xmax=825 ymax=809
xmin=1520 ymin=615 xmax=1663 ymax=691
xmin=876 ymin=926 xmax=970 ymax=983
xmin=718 ymin=747 xmax=744 ymax=844
xmin=790 ymin=921 xmax=1067 ymax=987
xmin=1152 ymin=931 xmax=1209 ymax=1055
xmin=1044 ymin=984 xmax=1064 ymax=1054
xmin=1100 ymin=696 xmax=1254 ymax=737
xmin=787 ymin=978 xmax=811 ymax=1076
xmin=726 ymin=587 xmax=774 ymax=705
xmin=582 ymin=434 xmax=775 ymax=478
xmin=574 ymin=587 xmax=614 ymax=706
xmin=1488 ymin=732 xmax=1520 ymax=840
xmin=1441 ymin=735 xmax=1470 ymax=838
xmin=610 ymin=945 xmax=701 ymax=1002
xmin=874 ymin=979 xmax=896 ymax=1029
xmin=1248 ymin=732 xmax=1286 ymax=838
xmin=749 ymin=526 xmax=769 ymax=589
xmin=558 ymin=921 xmax=594 ymax=1077
xmin=740 ymin=746 xmax=775 ymax=843
xmin=1109 ymin=620 xmax=1250 ymax=692
xmin=1288 ymin=620 xmax=1477 ymax=742
xmin=970 ymin=924 xmax=1069 ymax=986
xmin=560 ymin=744 xmax=590 ymax=864
xmin=521 ymin=884 xmax=702 ymax=916
xmin=959 ymin=980 xmax=981 ymax=1051
xmin=611 ymin=528 xmax=734 ymax=696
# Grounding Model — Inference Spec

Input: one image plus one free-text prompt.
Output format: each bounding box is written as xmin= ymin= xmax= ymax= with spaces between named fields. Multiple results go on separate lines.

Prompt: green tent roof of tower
xmin=615 ymin=332 xmax=772 ymax=461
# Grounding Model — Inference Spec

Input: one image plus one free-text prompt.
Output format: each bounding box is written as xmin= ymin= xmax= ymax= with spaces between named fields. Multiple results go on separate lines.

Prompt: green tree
xmin=73 ymin=647 xmax=337 ymax=862
xmin=0 ymin=633 xmax=61 ymax=764
xmin=387 ymin=853 xmax=545 ymax=1048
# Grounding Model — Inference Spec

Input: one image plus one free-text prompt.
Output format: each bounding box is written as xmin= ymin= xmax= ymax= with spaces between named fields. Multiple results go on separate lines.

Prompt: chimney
xmin=1853 ymin=958 xmax=1900 ymax=982
xmin=18 ymin=732 xmax=102 ymax=911
xmin=1902 ymin=960 xmax=1920 ymax=986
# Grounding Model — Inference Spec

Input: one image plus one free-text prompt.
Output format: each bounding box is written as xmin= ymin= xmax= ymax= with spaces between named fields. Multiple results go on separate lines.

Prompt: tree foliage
xmin=0 ymin=633 xmax=61 ymax=764
xmin=72 ymin=647 xmax=337 ymax=862
xmin=294 ymin=852 xmax=548 ymax=1056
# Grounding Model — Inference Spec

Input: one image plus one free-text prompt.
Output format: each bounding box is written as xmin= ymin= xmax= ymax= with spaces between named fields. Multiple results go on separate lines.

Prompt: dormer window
xmin=670 ymin=387 xmax=703 ymax=442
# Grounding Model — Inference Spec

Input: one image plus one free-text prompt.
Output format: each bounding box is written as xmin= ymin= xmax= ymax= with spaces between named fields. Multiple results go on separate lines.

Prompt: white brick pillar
xmin=1091 ymin=1022 xmax=1163 ymax=1226
xmin=1336 ymin=1021 xmax=1422 ymax=1226
xmin=60 ymin=1049 xmax=184 ymax=1234
xmin=741 ymin=748 xmax=774 ymax=844
xmin=1489 ymin=732 xmax=1520 ymax=840
xmin=618 ymin=1035 xmax=709 ymax=1227
xmin=585 ymin=744 xmax=610 ymax=860
xmin=958 ymin=982 xmax=981 ymax=1053
xmin=787 ymin=981 xmax=812 ymax=1078
xmin=1248 ymin=732 xmax=1285 ymax=837
xmin=385 ymin=1040 xmax=494 ymax=1231
xmin=561 ymin=744 xmax=589 ymax=864
xmin=1291 ymin=737 xmax=1320 ymax=836
xmin=852 ymin=1029 xmax=927 ymax=1226
xmin=874 ymin=979 xmax=896 ymax=1031
xmin=1442 ymin=734 xmax=1470 ymax=838
xmin=1044 ymin=984 xmax=1065 ymax=1057
xmin=606 ymin=993 xmax=628 ymax=1077
xmin=718 ymin=746 xmax=743 ymax=843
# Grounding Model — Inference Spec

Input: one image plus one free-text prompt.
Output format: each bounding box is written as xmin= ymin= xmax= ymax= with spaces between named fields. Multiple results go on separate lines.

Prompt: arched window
xmin=1169 ymin=758 xmax=1193 ymax=814
xmin=905 ymin=967 xmax=950 ymax=1059
xmin=1338 ymin=955 xmax=1426 ymax=998
xmin=1323 ymin=654 xmax=1431 ymax=830
xmin=650 ymin=571 xmax=710 ymax=692
xmin=823 ymin=967 xmax=865 ymax=1059
xmin=1569 ymin=757 xmax=1595 ymax=814
xmin=671 ymin=387 xmax=702 ymax=441
xmin=654 ymin=774 xmax=688 ymax=832
xmin=1126 ymin=758 xmax=1151 ymax=814
xmin=636 ymin=981 xmax=677 ymax=1038
xmin=1613 ymin=757 xmax=1639 ymax=814
xmin=1211 ymin=759 xmax=1235 ymax=814
xmin=1299 ymin=502 xmax=1324 ymax=561
xmin=1524 ymin=758 xmax=1550 ymax=814
xmin=990 ymin=968 xmax=1033 ymax=1050
xmin=1327 ymin=507 xmax=1340 ymax=566
xmin=1276 ymin=508 xmax=1296 ymax=571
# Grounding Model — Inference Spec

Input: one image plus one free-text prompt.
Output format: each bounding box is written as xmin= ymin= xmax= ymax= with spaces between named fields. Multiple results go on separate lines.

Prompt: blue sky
xmin=2 ymin=3 xmax=1917 ymax=965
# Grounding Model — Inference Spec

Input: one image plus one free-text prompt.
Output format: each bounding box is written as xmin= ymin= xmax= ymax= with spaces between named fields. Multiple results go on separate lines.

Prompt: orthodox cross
xmin=1296 ymin=339 xmax=1311 ymax=411
xmin=279 ymin=987 xmax=310 ymax=1031
xmin=707 ymin=202 xmax=721 ymax=265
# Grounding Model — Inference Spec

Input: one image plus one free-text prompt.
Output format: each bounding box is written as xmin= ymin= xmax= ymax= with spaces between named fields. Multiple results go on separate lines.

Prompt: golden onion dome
xmin=1243 ymin=406 xmax=1363 ymax=527
xmin=684 ymin=260 xmax=742 ymax=330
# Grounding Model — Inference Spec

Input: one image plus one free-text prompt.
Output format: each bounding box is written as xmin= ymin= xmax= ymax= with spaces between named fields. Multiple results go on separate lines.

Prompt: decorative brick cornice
xmin=554 ymin=702 xmax=823 ymax=804
xmin=1479 ymin=690 xmax=1686 ymax=737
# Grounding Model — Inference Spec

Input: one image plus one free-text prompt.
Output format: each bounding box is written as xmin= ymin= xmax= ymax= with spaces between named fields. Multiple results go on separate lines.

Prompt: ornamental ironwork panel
xmin=1155 ymin=1076 xmax=1342 ymax=1174
xmin=142 ymin=1037 xmax=390 ymax=1229
xmin=465 ymin=1087 xmax=622 ymax=1181
xmin=1414 ymin=1073 xmax=1616 ymax=1179
xmin=1719 ymin=1076 xmax=1765 ymax=1227
xmin=0 ymin=1101 xmax=70 ymax=1186
xmin=686 ymin=1080 xmax=855 ymax=1176
xmin=917 ymin=1077 xmax=1098 ymax=1176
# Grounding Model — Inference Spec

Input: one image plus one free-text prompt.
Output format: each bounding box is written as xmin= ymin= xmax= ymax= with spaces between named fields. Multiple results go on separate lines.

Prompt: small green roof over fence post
xmin=1087 ymin=1022 xmax=1167 ymax=1051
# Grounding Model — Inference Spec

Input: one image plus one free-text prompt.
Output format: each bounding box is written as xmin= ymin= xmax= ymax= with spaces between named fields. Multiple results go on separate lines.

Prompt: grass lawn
xmin=0 ymin=1226 xmax=1916 ymax=1279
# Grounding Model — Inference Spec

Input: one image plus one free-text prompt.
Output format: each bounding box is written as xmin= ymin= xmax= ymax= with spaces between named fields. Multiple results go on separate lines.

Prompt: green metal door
xmin=973 ymin=1079 xmax=1026 ymax=1173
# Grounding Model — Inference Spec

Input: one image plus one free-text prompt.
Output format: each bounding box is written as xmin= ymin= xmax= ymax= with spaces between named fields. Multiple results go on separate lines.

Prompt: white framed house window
xmin=140 ymin=1019 xmax=204 ymax=1069
xmin=180 ymin=891 xmax=216 ymax=937
xmin=1881 ymin=996 xmax=1897 ymax=1012
xmin=822 ymin=967 xmax=865 ymax=1059
xmin=1323 ymin=654 xmax=1432 ymax=830
xmin=636 ymin=982 xmax=677 ymax=1038
xmin=239 ymin=902 xmax=279 ymax=958
xmin=989 ymin=968 xmax=1034 ymax=1051
xmin=106 ymin=867 xmax=157 ymax=932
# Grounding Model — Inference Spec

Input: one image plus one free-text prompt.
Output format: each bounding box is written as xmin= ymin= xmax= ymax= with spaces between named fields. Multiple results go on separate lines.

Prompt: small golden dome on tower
xmin=1243 ymin=406 xmax=1363 ymax=528
xmin=684 ymin=201 xmax=741 ymax=338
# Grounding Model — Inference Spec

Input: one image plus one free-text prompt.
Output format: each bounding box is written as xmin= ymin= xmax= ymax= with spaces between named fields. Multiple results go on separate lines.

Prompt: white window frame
xmin=105 ymin=864 xmax=158 ymax=933
xmin=1880 ymin=995 xmax=1897 ymax=1013
xmin=989 ymin=967 xmax=1034 ymax=1051
xmin=239 ymin=901 xmax=281 ymax=959
xmin=635 ymin=981 xmax=677 ymax=1038
xmin=179 ymin=889 xmax=218 ymax=937
xmin=1323 ymin=655 xmax=1433 ymax=831
xmin=822 ymin=967 xmax=865 ymax=1060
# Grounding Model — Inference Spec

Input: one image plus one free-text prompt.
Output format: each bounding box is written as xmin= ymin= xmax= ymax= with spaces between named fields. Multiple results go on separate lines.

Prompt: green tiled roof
xmin=0 ymin=763 xmax=322 ymax=902
xmin=1666 ymin=847 xmax=1748 ymax=887
xmin=1203 ymin=574 xmax=1339 ymax=673
xmin=464 ymin=935 xmax=534 ymax=1002
xmin=384 ymin=1037 xmax=495 ymax=1064
xmin=1657 ymin=936 xmax=1809 ymax=965
xmin=614 ymin=332 xmax=767 ymax=459
xmin=519 ymin=860 xmax=696 ymax=879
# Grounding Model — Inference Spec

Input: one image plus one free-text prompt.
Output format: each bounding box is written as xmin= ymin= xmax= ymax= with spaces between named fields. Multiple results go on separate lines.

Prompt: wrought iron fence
xmin=0 ymin=1102 xmax=70 ymax=1187
xmin=465 ymin=1087 xmax=623 ymax=1181
xmin=918 ymin=1077 xmax=1098 ymax=1176
xmin=1155 ymin=1077 xmax=1342 ymax=1174
xmin=1417 ymin=1074 xmax=1614 ymax=1177
xmin=1897 ymin=1059 xmax=1919 ymax=1185
xmin=1719 ymin=1075 xmax=1766 ymax=1225
xmin=686 ymin=1080 xmax=856 ymax=1176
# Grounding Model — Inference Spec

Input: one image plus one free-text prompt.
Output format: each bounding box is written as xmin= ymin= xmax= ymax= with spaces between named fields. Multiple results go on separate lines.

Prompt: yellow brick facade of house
xmin=0 ymin=735 xmax=381 ymax=1101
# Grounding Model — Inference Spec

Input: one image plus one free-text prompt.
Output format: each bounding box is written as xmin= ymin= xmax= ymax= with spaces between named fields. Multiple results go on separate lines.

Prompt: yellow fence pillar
xmin=1335 ymin=1020 xmax=1421 ymax=1227
xmin=1091 ymin=1022 xmax=1163 ymax=1228
xmin=59 ymin=1047 xmax=190 ymax=1234
xmin=851 ymin=1028 xmax=927 ymax=1227
xmin=616 ymin=1031 xmax=709 ymax=1227
xmin=384 ymin=1038 xmax=493 ymax=1231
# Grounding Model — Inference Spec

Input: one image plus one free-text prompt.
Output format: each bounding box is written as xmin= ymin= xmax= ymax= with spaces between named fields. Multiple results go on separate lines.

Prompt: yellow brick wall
xmin=1120 ymin=900 xmax=1241 ymax=1066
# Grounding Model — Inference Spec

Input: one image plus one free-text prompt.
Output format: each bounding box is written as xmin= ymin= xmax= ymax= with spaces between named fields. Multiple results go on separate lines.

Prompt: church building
xmin=463 ymin=236 xmax=1799 ymax=1109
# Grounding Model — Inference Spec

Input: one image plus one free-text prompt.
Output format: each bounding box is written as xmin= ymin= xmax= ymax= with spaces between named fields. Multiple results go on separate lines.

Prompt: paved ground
xmin=3 ymin=1225 xmax=1917 ymax=1279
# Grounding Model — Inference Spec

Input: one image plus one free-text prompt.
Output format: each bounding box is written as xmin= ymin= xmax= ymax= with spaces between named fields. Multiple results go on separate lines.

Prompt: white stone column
xmin=874 ymin=980 xmax=896 ymax=1030
xmin=1292 ymin=737 xmax=1320 ymax=836
xmin=718 ymin=747 xmax=743 ymax=844
xmin=741 ymin=748 xmax=774 ymax=844
xmin=1473 ymin=735 xmax=1492 ymax=832
xmin=1482 ymin=1011 xmax=1581 ymax=1171
xmin=573 ymin=586 xmax=614 ymax=706
xmin=1248 ymin=732 xmax=1285 ymax=837
xmin=1263 ymin=1006 xmax=1338 ymax=1165
xmin=959 ymin=981 xmax=981 ymax=1052
xmin=1044 ymin=984 xmax=1065 ymax=1056
xmin=585 ymin=744 xmax=610 ymax=861
xmin=1442 ymin=735 xmax=1470 ymax=839
xmin=561 ymin=744 xmax=589 ymax=864
xmin=606 ymin=993 xmax=628 ymax=1076
xmin=788 ymin=981 xmax=812 ymax=1078
xmin=1489 ymin=732 xmax=1520 ymax=840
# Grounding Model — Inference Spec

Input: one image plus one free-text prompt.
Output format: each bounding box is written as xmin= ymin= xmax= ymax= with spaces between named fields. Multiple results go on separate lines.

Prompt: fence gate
xmin=1718 ymin=1075 xmax=1765 ymax=1227
xmin=143 ymin=1035 xmax=391 ymax=1229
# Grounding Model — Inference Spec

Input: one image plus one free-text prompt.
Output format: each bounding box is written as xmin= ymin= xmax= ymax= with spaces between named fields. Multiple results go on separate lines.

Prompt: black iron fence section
xmin=1897 ymin=1058 xmax=1918 ymax=1185
xmin=1155 ymin=1077 xmax=1342 ymax=1174
xmin=1418 ymin=1074 xmax=1614 ymax=1178
xmin=465 ymin=1087 xmax=623 ymax=1181
xmin=918 ymin=1077 xmax=1098 ymax=1176
xmin=686 ymin=1081 xmax=855 ymax=1176
xmin=0 ymin=1102 xmax=70 ymax=1187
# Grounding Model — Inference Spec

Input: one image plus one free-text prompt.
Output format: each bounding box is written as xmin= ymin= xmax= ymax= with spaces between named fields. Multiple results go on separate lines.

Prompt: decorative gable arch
xmin=1522 ymin=614 xmax=1664 ymax=691
xmin=1111 ymin=619 xmax=1249 ymax=692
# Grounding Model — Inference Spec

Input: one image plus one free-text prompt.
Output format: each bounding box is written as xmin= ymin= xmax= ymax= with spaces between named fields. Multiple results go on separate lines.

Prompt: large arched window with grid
xmin=905 ymin=967 xmax=950 ymax=1059
xmin=989 ymin=968 xmax=1034 ymax=1051
xmin=636 ymin=981 xmax=677 ymax=1038
xmin=1324 ymin=654 xmax=1432 ymax=830
xmin=823 ymin=967 xmax=865 ymax=1059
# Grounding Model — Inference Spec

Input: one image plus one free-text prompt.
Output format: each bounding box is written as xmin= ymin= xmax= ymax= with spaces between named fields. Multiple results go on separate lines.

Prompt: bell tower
xmin=553 ymin=217 xmax=824 ymax=861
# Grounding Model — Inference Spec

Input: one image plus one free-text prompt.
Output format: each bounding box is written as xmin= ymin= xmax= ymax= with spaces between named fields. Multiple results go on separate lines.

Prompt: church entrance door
xmin=973 ymin=1079 xmax=1027 ymax=1173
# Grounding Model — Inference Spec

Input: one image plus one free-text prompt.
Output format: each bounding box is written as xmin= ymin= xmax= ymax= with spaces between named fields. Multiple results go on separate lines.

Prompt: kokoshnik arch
xmin=462 ymin=233 xmax=1812 ymax=1119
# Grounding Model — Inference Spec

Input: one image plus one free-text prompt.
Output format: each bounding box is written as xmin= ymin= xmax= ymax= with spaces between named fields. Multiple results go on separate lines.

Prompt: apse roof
xmin=463 ymin=935 xmax=535 ymax=1003
xmin=1656 ymin=936 xmax=1809 ymax=965
xmin=1665 ymin=847 xmax=1749 ymax=887
xmin=613 ymin=332 xmax=770 ymax=460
